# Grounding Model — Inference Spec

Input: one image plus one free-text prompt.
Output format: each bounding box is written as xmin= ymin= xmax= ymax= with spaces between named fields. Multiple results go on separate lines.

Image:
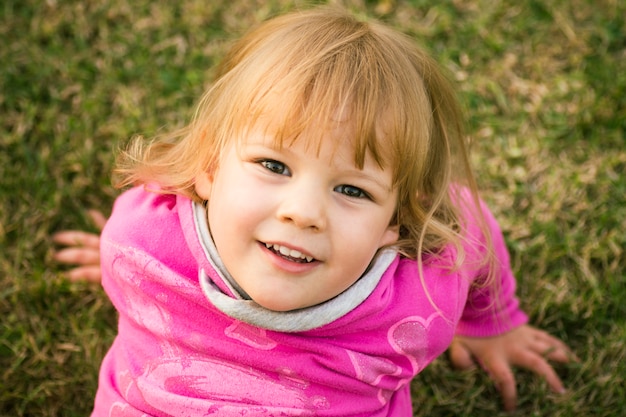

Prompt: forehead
xmin=239 ymin=107 xmax=392 ymax=171
xmin=234 ymin=87 xmax=394 ymax=169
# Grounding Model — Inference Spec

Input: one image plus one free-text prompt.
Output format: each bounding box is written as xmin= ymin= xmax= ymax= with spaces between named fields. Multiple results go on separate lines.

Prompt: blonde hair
xmin=115 ymin=6 xmax=490 ymax=269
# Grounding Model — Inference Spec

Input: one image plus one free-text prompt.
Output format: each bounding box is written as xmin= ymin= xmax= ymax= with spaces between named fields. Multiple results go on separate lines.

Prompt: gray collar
xmin=193 ymin=201 xmax=396 ymax=332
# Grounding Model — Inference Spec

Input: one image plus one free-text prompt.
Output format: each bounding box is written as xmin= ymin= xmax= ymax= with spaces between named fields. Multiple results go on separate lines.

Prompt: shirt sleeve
xmin=454 ymin=195 xmax=528 ymax=338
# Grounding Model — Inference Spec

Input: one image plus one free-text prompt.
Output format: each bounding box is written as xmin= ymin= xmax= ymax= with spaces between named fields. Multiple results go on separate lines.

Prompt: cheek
xmin=334 ymin=222 xmax=385 ymax=269
xmin=208 ymin=179 xmax=268 ymax=235
xmin=380 ymin=224 xmax=400 ymax=247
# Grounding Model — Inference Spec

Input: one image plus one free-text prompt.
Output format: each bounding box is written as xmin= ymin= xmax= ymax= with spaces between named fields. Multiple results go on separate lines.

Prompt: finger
xmin=524 ymin=329 xmax=576 ymax=365
xmin=526 ymin=336 xmax=565 ymax=362
xmin=449 ymin=341 xmax=476 ymax=370
xmin=541 ymin=345 xmax=574 ymax=364
xmin=541 ymin=365 xmax=566 ymax=395
xmin=66 ymin=266 xmax=102 ymax=283
xmin=54 ymin=247 xmax=100 ymax=266
xmin=538 ymin=334 xmax=578 ymax=363
xmin=87 ymin=210 xmax=107 ymax=230
xmin=486 ymin=358 xmax=517 ymax=412
xmin=52 ymin=231 xmax=101 ymax=249
xmin=513 ymin=350 xmax=566 ymax=395
xmin=551 ymin=348 xmax=579 ymax=364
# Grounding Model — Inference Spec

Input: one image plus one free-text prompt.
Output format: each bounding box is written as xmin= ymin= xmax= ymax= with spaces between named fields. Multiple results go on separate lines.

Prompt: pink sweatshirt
xmin=92 ymin=186 xmax=527 ymax=416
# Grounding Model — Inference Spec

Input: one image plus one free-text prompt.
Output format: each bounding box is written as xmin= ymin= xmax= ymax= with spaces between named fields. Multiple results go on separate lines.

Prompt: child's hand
xmin=53 ymin=209 xmax=106 ymax=283
xmin=449 ymin=324 xmax=576 ymax=411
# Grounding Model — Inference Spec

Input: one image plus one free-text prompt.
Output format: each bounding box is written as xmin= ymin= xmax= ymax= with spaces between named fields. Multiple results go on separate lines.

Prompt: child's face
xmin=195 ymin=129 xmax=399 ymax=312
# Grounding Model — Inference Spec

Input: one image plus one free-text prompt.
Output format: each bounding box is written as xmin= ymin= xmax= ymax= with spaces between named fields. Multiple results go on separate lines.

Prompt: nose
xmin=276 ymin=182 xmax=327 ymax=231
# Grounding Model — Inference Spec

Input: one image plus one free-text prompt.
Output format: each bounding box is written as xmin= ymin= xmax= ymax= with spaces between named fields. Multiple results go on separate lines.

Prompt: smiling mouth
xmin=264 ymin=243 xmax=315 ymax=263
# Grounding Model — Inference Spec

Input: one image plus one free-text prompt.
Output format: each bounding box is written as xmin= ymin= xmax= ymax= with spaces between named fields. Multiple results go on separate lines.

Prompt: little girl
xmin=54 ymin=6 xmax=574 ymax=416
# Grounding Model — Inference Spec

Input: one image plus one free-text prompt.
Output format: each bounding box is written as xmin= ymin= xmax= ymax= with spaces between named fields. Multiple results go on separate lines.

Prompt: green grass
xmin=1 ymin=0 xmax=624 ymax=415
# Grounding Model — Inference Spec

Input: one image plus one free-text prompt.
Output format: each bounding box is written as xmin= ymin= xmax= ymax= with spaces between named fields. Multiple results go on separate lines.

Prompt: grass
xmin=1 ymin=0 xmax=624 ymax=415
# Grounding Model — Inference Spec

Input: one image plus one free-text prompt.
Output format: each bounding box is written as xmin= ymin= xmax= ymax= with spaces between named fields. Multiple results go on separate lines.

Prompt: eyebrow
xmin=344 ymin=170 xmax=394 ymax=193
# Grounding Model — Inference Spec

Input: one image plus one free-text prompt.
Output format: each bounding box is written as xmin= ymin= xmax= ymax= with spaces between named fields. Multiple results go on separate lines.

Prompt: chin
xmin=252 ymin=294 xmax=311 ymax=312
xmin=256 ymin=300 xmax=302 ymax=312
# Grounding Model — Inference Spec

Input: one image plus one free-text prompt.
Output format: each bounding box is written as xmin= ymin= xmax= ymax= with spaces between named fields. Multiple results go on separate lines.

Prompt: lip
xmin=258 ymin=241 xmax=320 ymax=274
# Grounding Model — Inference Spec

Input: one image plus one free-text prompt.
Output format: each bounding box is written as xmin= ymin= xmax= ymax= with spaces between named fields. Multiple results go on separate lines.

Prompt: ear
xmin=194 ymin=171 xmax=214 ymax=200
xmin=379 ymin=223 xmax=400 ymax=248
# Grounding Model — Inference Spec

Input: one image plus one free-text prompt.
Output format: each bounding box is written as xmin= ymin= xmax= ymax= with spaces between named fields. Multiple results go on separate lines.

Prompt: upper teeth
xmin=265 ymin=243 xmax=314 ymax=262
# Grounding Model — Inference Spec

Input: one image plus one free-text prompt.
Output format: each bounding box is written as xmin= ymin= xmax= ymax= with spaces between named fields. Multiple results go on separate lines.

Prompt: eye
xmin=335 ymin=184 xmax=369 ymax=199
xmin=260 ymin=159 xmax=290 ymax=176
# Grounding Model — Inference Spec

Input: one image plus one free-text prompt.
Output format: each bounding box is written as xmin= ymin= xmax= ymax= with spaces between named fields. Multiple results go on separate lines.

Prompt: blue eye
xmin=335 ymin=184 xmax=369 ymax=199
xmin=260 ymin=159 xmax=290 ymax=175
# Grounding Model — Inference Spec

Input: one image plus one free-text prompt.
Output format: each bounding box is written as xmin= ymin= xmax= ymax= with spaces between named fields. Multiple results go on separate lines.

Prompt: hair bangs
xmin=217 ymin=13 xmax=433 ymax=185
